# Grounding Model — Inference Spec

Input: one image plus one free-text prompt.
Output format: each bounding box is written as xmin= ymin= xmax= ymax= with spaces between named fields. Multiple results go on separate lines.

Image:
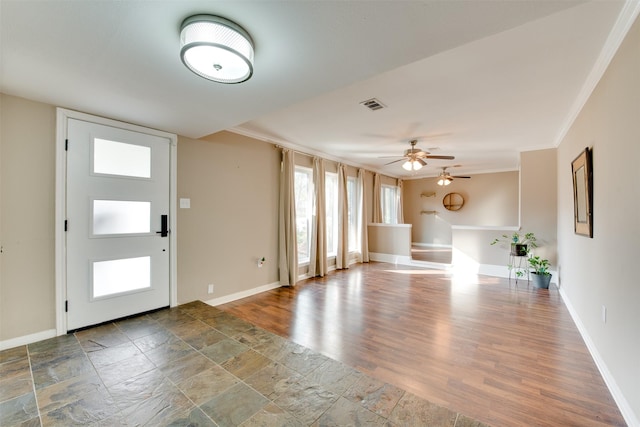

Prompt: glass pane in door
xmin=93 ymin=256 xmax=151 ymax=298
xmin=93 ymin=138 xmax=151 ymax=178
xmin=93 ymin=200 xmax=150 ymax=235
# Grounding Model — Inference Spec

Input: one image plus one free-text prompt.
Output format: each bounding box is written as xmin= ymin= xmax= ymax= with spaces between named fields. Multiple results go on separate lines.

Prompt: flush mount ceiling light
xmin=180 ymin=14 xmax=254 ymax=84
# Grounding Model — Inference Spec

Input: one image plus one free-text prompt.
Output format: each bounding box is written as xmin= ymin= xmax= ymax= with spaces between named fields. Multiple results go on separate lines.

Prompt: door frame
xmin=55 ymin=108 xmax=178 ymax=335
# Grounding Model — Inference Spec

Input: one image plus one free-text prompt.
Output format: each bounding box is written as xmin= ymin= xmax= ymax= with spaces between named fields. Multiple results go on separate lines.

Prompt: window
xmin=381 ymin=184 xmax=399 ymax=224
xmin=325 ymin=172 xmax=338 ymax=257
xmin=294 ymin=166 xmax=313 ymax=264
xmin=347 ymin=176 xmax=359 ymax=253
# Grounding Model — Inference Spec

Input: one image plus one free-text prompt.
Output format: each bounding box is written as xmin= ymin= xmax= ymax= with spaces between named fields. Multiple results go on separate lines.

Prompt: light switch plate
xmin=179 ymin=198 xmax=191 ymax=209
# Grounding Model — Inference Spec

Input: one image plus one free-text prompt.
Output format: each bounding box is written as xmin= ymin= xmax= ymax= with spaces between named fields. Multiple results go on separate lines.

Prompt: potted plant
xmin=528 ymin=255 xmax=552 ymax=289
xmin=490 ymin=231 xmax=537 ymax=256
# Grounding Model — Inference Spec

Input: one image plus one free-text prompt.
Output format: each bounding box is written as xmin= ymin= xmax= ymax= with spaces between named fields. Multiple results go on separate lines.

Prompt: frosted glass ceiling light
xmin=180 ymin=15 xmax=254 ymax=84
xmin=437 ymin=176 xmax=452 ymax=186
xmin=402 ymin=160 xmax=423 ymax=171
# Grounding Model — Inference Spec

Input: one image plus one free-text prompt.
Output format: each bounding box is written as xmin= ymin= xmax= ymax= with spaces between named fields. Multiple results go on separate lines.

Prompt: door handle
xmin=156 ymin=215 xmax=169 ymax=237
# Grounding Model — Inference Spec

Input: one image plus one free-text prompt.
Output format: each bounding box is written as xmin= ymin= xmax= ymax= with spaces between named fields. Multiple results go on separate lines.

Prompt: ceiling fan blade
xmin=425 ymin=155 xmax=455 ymax=160
xmin=416 ymin=158 xmax=427 ymax=166
xmin=452 ymin=175 xmax=471 ymax=179
xmin=384 ymin=159 xmax=405 ymax=165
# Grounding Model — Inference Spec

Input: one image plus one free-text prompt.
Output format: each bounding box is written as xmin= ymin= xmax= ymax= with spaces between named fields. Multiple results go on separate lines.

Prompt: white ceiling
xmin=1 ymin=1 xmax=636 ymax=178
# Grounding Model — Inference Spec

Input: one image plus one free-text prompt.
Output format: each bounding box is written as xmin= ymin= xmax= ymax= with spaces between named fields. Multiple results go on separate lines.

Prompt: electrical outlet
xmin=602 ymin=305 xmax=606 ymax=323
xmin=208 ymin=284 xmax=214 ymax=294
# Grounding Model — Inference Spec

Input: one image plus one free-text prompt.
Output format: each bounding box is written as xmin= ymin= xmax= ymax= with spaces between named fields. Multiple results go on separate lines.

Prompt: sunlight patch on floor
xmin=384 ymin=269 xmax=451 ymax=275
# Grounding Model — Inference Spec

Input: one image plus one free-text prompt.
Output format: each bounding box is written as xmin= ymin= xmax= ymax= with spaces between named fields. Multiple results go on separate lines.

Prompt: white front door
xmin=65 ymin=117 xmax=172 ymax=330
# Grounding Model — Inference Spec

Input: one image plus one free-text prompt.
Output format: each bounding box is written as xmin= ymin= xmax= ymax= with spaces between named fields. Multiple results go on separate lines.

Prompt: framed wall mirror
xmin=443 ymin=192 xmax=464 ymax=211
xmin=571 ymin=147 xmax=593 ymax=237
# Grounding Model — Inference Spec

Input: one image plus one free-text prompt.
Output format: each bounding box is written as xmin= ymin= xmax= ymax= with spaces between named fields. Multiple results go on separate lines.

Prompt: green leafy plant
xmin=528 ymin=255 xmax=550 ymax=276
xmin=490 ymin=232 xmax=537 ymax=249
xmin=491 ymin=231 xmax=539 ymax=279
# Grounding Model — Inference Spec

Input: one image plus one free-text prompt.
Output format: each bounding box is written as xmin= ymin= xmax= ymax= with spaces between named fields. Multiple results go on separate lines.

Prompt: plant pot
xmin=531 ymin=272 xmax=552 ymax=289
xmin=510 ymin=243 xmax=528 ymax=256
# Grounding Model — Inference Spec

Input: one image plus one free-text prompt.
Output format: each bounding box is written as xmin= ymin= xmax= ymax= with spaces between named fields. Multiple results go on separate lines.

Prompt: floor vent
xmin=360 ymin=98 xmax=386 ymax=111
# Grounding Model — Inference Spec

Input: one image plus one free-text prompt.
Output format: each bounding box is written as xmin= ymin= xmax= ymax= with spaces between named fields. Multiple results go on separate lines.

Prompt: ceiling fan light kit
xmin=402 ymin=158 xmax=425 ymax=171
xmin=180 ymin=14 xmax=254 ymax=84
xmin=388 ymin=140 xmax=455 ymax=173
xmin=437 ymin=176 xmax=452 ymax=186
xmin=437 ymin=166 xmax=470 ymax=185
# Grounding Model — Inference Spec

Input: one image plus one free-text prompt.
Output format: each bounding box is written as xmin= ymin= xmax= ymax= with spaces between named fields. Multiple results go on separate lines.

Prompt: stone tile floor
xmin=0 ymin=301 xmax=489 ymax=426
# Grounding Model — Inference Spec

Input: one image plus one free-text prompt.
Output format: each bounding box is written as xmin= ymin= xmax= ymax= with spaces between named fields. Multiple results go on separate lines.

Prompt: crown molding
xmin=228 ymin=126 xmax=400 ymax=179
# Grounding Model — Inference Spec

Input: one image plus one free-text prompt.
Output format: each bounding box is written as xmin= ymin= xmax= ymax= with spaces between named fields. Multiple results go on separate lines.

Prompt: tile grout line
xmin=25 ymin=345 xmax=43 ymax=426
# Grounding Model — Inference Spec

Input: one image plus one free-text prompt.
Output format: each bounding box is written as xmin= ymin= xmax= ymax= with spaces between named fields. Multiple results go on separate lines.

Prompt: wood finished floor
xmin=220 ymin=261 xmax=626 ymax=427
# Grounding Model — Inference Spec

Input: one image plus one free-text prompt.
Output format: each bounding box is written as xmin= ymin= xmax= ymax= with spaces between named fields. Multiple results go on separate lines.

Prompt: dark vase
xmin=531 ymin=272 xmax=552 ymax=289
xmin=510 ymin=243 xmax=528 ymax=256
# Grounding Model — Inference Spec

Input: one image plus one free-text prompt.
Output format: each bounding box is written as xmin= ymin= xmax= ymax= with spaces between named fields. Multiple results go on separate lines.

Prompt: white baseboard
xmin=369 ymin=252 xmax=413 ymax=266
xmin=204 ymin=281 xmax=282 ymax=306
xmin=0 ymin=329 xmax=57 ymax=351
xmin=369 ymin=252 xmax=451 ymax=270
xmin=472 ymin=263 xmax=559 ymax=285
xmin=558 ymin=287 xmax=638 ymax=427
xmin=411 ymin=242 xmax=452 ymax=249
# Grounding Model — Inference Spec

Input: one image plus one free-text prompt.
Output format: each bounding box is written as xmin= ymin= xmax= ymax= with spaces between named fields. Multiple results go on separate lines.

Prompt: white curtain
xmin=308 ymin=157 xmax=327 ymax=277
xmin=372 ymin=173 xmax=382 ymax=223
xmin=278 ymin=149 xmax=298 ymax=286
xmin=336 ymin=164 xmax=349 ymax=269
xmin=397 ymin=179 xmax=404 ymax=224
xmin=358 ymin=168 xmax=369 ymax=263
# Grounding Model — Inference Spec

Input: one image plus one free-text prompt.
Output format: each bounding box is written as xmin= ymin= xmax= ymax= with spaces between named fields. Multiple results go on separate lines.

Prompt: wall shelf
xmin=420 ymin=210 xmax=437 ymax=215
xmin=420 ymin=192 xmax=436 ymax=198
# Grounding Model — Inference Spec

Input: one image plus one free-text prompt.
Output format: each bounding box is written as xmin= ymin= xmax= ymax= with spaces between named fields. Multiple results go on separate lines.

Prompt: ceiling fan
xmin=437 ymin=166 xmax=470 ymax=186
xmin=384 ymin=140 xmax=455 ymax=171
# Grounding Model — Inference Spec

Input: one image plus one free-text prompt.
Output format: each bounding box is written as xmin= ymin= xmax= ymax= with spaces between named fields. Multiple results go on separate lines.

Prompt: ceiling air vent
xmin=360 ymin=98 xmax=386 ymax=111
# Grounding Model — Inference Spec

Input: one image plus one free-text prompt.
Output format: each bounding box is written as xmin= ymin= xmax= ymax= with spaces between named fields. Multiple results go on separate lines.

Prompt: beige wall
xmin=521 ymin=149 xmax=557 ymax=264
xmin=368 ymin=224 xmax=411 ymax=256
xmin=449 ymin=152 xmax=558 ymax=268
xmin=0 ymin=94 xmax=57 ymax=341
xmin=556 ymin=16 xmax=640 ymax=423
xmin=176 ymin=131 xmax=280 ymax=303
xmin=403 ymin=171 xmax=519 ymax=245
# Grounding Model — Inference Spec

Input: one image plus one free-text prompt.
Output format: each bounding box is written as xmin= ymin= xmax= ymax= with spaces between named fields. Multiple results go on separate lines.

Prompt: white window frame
xmin=346 ymin=176 xmax=359 ymax=253
xmin=294 ymin=166 xmax=313 ymax=265
xmin=381 ymin=184 xmax=399 ymax=225
xmin=325 ymin=172 xmax=338 ymax=258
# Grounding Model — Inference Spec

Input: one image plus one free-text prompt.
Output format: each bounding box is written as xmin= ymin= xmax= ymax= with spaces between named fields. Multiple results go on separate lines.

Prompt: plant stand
xmin=508 ymin=253 xmax=529 ymax=285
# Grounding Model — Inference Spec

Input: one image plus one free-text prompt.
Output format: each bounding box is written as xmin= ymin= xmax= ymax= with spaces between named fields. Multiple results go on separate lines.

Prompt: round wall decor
xmin=443 ymin=193 xmax=464 ymax=211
